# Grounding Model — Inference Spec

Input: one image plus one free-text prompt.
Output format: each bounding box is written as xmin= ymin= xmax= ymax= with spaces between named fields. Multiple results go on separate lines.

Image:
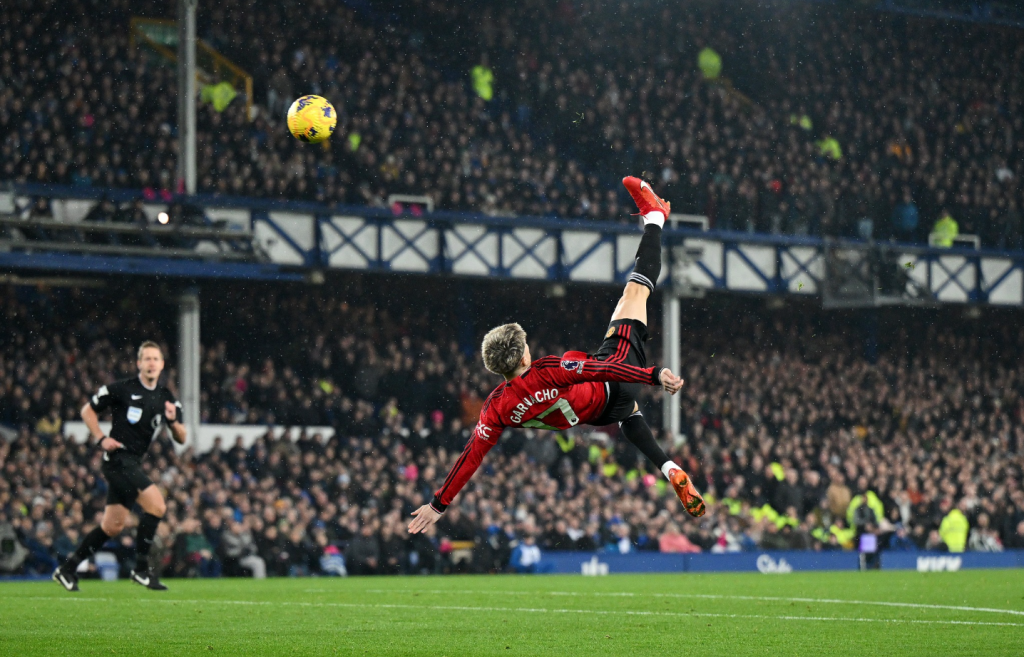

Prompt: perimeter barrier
xmin=540 ymin=550 xmax=1024 ymax=575
xmin=3 ymin=550 xmax=1021 ymax=582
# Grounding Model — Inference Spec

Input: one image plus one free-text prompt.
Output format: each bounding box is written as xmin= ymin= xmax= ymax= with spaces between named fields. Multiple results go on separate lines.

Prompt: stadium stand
xmin=2 ymin=1 xmax=1022 ymax=239
xmin=3 ymin=280 xmax=1024 ymax=576
xmin=3 ymin=0 xmax=1024 ymax=579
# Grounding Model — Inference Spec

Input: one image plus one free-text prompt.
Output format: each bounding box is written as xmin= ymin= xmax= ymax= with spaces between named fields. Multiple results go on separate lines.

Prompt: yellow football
xmin=286 ymin=95 xmax=337 ymax=144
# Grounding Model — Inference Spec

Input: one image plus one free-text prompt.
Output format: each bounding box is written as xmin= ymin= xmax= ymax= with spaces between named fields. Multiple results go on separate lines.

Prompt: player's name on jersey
xmin=510 ymin=388 xmax=560 ymax=424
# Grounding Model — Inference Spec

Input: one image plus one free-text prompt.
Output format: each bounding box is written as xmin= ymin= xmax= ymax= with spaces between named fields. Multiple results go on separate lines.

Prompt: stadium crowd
xmin=2 ymin=281 xmax=1024 ymax=578
xmin=3 ymin=0 xmax=1024 ymax=242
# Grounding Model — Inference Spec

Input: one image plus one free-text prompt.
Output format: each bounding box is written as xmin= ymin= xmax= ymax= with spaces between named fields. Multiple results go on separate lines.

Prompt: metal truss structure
xmin=3 ymin=183 xmax=1024 ymax=307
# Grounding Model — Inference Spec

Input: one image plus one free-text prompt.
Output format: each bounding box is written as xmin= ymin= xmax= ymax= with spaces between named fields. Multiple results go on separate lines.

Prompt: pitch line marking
xmin=17 ymin=596 xmax=1024 ymax=629
xmin=349 ymin=588 xmax=1024 ymax=618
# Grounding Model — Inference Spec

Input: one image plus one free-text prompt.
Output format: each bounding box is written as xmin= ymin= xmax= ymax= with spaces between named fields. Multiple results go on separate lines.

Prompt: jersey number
xmin=522 ymin=398 xmax=580 ymax=431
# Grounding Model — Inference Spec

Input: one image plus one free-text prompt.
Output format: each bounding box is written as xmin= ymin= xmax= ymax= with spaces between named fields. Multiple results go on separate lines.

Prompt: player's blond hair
xmin=481 ymin=323 xmax=527 ymax=376
xmin=137 ymin=340 xmax=163 ymax=360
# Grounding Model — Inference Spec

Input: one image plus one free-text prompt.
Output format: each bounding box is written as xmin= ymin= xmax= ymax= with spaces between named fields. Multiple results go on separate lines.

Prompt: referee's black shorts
xmin=100 ymin=451 xmax=153 ymax=508
xmin=590 ymin=318 xmax=649 ymax=426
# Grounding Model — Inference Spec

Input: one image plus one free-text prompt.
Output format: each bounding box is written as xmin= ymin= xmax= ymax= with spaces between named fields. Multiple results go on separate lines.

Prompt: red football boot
xmin=622 ymin=176 xmax=671 ymax=216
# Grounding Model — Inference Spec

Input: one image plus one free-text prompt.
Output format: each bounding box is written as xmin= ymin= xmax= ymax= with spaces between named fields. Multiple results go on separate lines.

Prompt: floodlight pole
xmin=662 ymin=288 xmax=682 ymax=441
xmin=177 ymin=0 xmax=197 ymax=195
xmin=178 ymin=288 xmax=201 ymax=448
xmin=660 ymin=221 xmax=705 ymax=443
xmin=176 ymin=1 xmax=200 ymax=449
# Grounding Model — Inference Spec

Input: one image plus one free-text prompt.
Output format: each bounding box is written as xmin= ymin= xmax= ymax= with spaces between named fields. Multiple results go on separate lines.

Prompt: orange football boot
xmin=622 ymin=176 xmax=671 ymax=216
xmin=668 ymin=468 xmax=706 ymax=517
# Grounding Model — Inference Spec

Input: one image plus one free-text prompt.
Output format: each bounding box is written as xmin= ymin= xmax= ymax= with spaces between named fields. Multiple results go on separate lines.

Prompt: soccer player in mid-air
xmin=53 ymin=341 xmax=186 ymax=592
xmin=409 ymin=177 xmax=705 ymax=535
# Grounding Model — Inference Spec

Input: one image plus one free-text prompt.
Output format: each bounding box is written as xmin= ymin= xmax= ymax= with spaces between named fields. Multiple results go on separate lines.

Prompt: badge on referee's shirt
xmin=606 ymin=326 xmax=616 ymax=338
xmin=127 ymin=407 xmax=143 ymax=424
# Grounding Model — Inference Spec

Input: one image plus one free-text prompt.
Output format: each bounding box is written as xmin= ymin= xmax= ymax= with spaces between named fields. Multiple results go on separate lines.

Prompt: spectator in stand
xmin=2 ymin=279 xmax=1024 ymax=577
xmin=658 ymin=523 xmax=701 ymax=553
xmin=932 ymin=209 xmax=959 ymax=247
xmin=4 ymin=1 xmax=1024 ymax=238
xmin=939 ymin=500 xmax=970 ymax=553
xmin=888 ymin=524 xmax=917 ymax=552
xmin=346 ymin=524 xmax=381 ymax=576
xmin=1006 ymin=521 xmax=1024 ymax=550
xmin=891 ymin=190 xmax=920 ymax=243
xmin=967 ymin=514 xmax=1003 ymax=553
xmin=170 ymin=518 xmax=218 ymax=578
xmin=509 ymin=534 xmax=546 ymax=573
xmin=220 ymin=520 xmax=266 ymax=578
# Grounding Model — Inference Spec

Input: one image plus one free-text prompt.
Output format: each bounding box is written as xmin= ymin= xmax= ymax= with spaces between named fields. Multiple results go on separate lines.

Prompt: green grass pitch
xmin=2 ymin=570 xmax=1023 ymax=656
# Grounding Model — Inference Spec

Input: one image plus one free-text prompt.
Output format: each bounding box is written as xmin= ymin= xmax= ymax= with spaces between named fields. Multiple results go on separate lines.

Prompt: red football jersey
xmin=430 ymin=351 xmax=663 ymax=512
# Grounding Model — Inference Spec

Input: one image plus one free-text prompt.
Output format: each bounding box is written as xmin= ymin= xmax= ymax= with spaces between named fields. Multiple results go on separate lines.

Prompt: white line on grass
xmin=346 ymin=588 xmax=1024 ymax=618
xmin=17 ymin=596 xmax=1024 ymax=629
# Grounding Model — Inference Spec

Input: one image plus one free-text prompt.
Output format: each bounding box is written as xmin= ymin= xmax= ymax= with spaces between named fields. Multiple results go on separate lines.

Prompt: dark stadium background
xmin=2 ymin=0 xmax=1024 ymax=581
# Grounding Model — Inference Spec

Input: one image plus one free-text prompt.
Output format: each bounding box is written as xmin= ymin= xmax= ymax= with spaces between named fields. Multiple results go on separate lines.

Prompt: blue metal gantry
xmin=3 ymin=183 xmax=1024 ymax=307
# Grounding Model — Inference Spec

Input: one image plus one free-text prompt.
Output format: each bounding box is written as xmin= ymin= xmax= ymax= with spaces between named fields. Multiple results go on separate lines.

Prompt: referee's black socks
xmin=134 ymin=513 xmax=162 ymax=572
xmin=65 ymin=526 xmax=111 ymax=570
xmin=627 ymin=223 xmax=663 ymax=293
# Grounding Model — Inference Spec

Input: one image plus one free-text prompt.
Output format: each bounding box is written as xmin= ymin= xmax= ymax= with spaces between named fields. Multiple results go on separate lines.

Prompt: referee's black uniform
xmin=89 ymin=377 xmax=182 ymax=507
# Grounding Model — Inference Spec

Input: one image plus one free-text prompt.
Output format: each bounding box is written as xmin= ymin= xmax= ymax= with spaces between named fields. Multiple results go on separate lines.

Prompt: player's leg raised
xmin=612 ymin=176 xmax=670 ymax=325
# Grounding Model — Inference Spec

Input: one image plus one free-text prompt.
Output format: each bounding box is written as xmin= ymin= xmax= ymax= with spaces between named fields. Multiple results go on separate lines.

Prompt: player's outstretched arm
xmin=408 ymin=504 xmax=442 ymax=534
xmin=410 ymin=406 xmax=502 ymax=533
xmin=542 ymin=355 xmax=682 ymax=391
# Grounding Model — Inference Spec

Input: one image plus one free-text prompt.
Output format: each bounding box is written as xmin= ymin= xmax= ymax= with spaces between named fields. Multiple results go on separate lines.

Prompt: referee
xmin=53 ymin=341 xmax=186 ymax=591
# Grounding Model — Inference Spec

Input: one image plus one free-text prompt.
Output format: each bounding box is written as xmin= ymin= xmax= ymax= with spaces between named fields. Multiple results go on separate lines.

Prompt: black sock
xmin=135 ymin=513 xmax=161 ymax=571
xmin=627 ymin=224 xmax=663 ymax=292
xmin=619 ymin=412 xmax=670 ymax=468
xmin=66 ymin=526 xmax=111 ymax=570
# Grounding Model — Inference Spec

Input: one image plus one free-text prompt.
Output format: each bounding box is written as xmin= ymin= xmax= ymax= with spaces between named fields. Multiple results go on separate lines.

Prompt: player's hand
xmin=164 ymin=401 xmax=177 ymax=423
xmin=407 ymin=504 xmax=442 ymax=534
xmin=659 ymin=368 xmax=685 ymax=395
xmin=99 ymin=436 xmax=124 ymax=451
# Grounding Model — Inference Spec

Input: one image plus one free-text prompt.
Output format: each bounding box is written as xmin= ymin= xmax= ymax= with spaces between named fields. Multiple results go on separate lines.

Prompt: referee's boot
xmin=131 ymin=568 xmax=168 ymax=591
xmin=53 ymin=565 xmax=80 ymax=592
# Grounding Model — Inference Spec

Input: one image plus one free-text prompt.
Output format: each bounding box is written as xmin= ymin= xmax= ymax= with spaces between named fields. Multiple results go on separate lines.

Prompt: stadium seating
xmin=2 ymin=280 xmax=1024 ymax=577
xmin=3 ymin=0 xmax=1024 ymax=579
xmin=2 ymin=1 xmax=1022 ymax=240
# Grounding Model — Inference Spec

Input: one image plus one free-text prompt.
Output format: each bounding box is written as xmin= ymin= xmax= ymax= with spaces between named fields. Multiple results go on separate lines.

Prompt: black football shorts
xmin=590 ymin=318 xmax=649 ymax=425
xmin=101 ymin=452 xmax=153 ymax=507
